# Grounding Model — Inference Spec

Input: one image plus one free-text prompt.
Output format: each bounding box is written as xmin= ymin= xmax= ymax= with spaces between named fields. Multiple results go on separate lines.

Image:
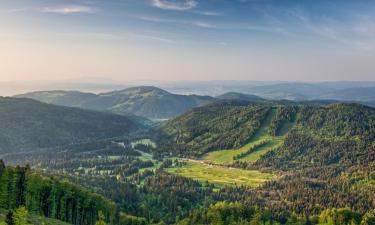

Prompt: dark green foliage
xmin=257 ymin=104 xmax=375 ymax=170
xmin=297 ymin=103 xmax=375 ymax=141
xmin=256 ymin=130 xmax=375 ymax=170
xmin=6 ymin=211 xmax=14 ymax=225
xmin=0 ymin=97 xmax=142 ymax=154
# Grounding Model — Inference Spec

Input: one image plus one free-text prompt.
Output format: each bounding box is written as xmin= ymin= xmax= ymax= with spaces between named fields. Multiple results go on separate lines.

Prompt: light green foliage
xmin=361 ymin=211 xmax=375 ymax=225
xmin=318 ymin=208 xmax=361 ymax=225
xmin=95 ymin=211 xmax=106 ymax=225
xmin=13 ymin=207 xmax=28 ymax=225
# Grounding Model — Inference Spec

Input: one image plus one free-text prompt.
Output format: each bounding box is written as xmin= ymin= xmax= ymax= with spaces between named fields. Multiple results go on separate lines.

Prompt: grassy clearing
xmin=239 ymin=137 xmax=283 ymax=162
xmin=165 ymin=160 xmax=276 ymax=187
xmin=202 ymin=139 xmax=270 ymax=164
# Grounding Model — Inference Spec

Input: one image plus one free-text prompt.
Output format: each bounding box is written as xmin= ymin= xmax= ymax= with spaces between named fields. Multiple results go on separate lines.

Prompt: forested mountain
xmin=0 ymin=97 xmax=143 ymax=154
xmin=158 ymin=101 xmax=375 ymax=166
xmin=158 ymin=101 xmax=272 ymax=156
xmin=15 ymin=86 xmax=215 ymax=119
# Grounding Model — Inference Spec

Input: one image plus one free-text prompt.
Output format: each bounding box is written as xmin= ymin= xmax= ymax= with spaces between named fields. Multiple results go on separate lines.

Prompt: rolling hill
xmin=0 ymin=97 xmax=143 ymax=154
xmin=15 ymin=86 xmax=216 ymax=119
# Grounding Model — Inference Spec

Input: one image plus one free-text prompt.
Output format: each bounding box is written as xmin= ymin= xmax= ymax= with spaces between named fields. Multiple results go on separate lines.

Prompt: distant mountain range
xmin=15 ymin=86 xmax=215 ymax=119
xmin=15 ymin=84 xmax=375 ymax=120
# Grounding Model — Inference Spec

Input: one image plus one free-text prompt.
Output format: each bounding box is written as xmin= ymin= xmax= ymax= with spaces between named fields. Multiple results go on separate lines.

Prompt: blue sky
xmin=1 ymin=0 xmax=375 ymax=81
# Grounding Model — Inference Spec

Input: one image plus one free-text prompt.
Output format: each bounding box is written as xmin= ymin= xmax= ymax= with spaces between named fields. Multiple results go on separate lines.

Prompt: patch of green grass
xmin=202 ymin=139 xmax=270 ymax=164
xmin=165 ymin=160 xmax=277 ymax=187
xmin=239 ymin=137 xmax=284 ymax=162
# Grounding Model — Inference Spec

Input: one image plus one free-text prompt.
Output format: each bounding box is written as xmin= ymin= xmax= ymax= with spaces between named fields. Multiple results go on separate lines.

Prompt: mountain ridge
xmin=15 ymin=86 xmax=216 ymax=119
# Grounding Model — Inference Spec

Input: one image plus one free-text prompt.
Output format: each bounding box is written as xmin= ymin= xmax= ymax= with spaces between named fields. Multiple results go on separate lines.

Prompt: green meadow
xmin=165 ymin=160 xmax=277 ymax=187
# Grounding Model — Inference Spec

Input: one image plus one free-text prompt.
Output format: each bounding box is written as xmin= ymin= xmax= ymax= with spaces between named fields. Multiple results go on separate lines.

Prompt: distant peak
xmin=101 ymin=86 xmax=171 ymax=96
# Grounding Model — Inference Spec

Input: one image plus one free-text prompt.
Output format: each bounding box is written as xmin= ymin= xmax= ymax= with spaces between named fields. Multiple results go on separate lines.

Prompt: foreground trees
xmin=0 ymin=162 xmax=116 ymax=225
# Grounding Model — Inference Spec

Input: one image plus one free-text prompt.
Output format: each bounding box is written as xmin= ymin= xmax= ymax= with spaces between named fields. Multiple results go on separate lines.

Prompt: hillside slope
xmin=15 ymin=86 xmax=216 ymax=119
xmin=159 ymin=101 xmax=375 ymax=169
xmin=0 ymin=97 xmax=143 ymax=154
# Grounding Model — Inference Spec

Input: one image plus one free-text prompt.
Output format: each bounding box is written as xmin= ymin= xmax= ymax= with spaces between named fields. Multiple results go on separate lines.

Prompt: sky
xmin=0 ymin=0 xmax=375 ymax=82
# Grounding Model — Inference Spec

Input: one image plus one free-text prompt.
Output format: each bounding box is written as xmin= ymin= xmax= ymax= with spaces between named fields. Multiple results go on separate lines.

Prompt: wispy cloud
xmin=131 ymin=33 xmax=178 ymax=44
xmin=151 ymin=0 xmax=198 ymax=11
xmin=134 ymin=14 xmax=289 ymax=34
xmin=288 ymin=8 xmax=375 ymax=51
xmin=135 ymin=15 xmax=215 ymax=29
xmin=0 ymin=8 xmax=32 ymax=13
xmin=0 ymin=5 xmax=97 ymax=14
xmin=41 ymin=5 xmax=97 ymax=14
xmin=191 ymin=21 xmax=215 ymax=28
xmin=199 ymin=11 xmax=221 ymax=16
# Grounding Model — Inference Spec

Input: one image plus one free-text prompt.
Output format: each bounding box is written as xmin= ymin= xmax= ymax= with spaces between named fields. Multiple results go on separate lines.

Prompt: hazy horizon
xmin=1 ymin=0 xmax=375 ymax=82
